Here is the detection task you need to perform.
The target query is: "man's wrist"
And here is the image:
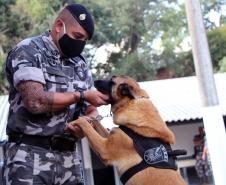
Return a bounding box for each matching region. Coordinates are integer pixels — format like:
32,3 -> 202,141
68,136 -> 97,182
73,92 -> 80,103
79,91 -> 85,103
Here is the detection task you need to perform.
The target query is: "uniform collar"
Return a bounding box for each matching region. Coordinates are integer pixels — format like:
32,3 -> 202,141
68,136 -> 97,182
41,30 -> 60,59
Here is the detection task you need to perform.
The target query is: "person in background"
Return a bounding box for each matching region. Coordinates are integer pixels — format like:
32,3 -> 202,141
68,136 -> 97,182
3,3 -> 108,185
201,131 -> 213,184
193,127 -> 213,185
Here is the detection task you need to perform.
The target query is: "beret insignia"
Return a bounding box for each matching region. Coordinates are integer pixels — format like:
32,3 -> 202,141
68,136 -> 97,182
79,14 -> 86,21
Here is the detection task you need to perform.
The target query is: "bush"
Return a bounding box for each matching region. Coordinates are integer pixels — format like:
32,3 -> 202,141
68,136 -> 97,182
219,57 -> 226,72
207,25 -> 226,70
0,55 -> 8,95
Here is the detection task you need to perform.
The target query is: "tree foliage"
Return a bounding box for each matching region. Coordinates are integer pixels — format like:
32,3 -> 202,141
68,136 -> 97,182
208,25 -> 226,69
178,25 -> 226,73
0,0 -> 226,94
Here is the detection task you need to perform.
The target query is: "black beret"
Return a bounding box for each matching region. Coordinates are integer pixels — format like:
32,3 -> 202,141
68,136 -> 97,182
66,3 -> 94,40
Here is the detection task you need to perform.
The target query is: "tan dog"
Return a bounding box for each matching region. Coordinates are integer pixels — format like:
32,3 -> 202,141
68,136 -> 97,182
71,76 -> 187,185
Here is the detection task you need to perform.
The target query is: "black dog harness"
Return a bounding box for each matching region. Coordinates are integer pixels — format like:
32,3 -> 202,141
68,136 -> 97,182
119,126 -> 186,184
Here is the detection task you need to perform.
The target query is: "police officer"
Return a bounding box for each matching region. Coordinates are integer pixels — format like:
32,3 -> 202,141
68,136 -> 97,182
3,3 -> 108,185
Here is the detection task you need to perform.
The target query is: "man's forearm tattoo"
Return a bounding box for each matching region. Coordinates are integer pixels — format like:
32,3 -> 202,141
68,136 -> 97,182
17,81 -> 54,114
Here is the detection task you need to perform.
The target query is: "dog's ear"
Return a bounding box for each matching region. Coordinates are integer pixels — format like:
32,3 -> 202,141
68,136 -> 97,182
118,83 -> 135,99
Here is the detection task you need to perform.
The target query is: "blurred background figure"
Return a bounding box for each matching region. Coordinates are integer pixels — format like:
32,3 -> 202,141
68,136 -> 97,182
193,127 -> 213,185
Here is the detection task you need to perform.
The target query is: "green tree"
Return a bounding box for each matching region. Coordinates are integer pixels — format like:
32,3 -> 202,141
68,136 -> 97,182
0,0 -> 16,54
0,0 -> 226,94
0,0 -> 17,94
91,0 -> 226,80
201,0 -> 226,29
219,57 -> 226,72
178,25 -> 226,73
208,25 -> 226,69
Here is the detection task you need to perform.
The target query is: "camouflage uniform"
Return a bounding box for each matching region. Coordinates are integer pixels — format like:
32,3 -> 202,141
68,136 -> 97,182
3,31 -> 93,185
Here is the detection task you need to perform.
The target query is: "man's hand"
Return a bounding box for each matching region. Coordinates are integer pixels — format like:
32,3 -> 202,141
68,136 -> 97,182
66,123 -> 84,138
66,116 -> 95,138
84,90 -> 109,107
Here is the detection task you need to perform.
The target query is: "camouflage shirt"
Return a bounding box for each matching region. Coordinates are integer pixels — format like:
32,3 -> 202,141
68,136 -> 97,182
5,31 -> 93,136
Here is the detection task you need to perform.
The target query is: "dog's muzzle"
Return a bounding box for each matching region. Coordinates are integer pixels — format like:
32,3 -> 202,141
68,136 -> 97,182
94,78 -> 115,104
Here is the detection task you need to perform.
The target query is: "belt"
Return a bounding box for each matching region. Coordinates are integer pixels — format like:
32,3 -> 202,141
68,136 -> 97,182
8,132 -> 77,152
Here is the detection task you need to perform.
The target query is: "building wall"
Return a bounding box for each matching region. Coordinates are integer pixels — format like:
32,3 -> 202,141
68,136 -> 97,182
169,122 -> 203,157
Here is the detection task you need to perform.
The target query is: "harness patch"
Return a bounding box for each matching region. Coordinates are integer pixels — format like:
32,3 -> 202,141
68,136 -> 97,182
144,144 -> 168,164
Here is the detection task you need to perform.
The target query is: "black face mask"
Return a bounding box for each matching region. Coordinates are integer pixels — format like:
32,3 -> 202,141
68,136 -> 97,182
58,23 -> 86,58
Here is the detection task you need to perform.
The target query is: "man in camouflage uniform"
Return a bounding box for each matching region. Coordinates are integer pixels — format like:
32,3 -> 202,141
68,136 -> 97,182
3,3 -> 108,185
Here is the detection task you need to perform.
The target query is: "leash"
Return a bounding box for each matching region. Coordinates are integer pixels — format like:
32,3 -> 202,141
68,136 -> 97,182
85,112 -> 112,126
95,112 -> 112,121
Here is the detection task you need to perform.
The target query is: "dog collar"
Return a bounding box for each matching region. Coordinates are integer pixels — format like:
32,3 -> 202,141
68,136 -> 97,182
119,126 -> 186,184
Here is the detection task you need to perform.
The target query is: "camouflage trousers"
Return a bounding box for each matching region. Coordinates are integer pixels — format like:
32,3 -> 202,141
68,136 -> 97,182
195,154 -> 212,178
3,142 -> 84,185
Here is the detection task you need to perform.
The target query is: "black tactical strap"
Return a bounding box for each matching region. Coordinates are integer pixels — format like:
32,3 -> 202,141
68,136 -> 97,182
8,132 -> 76,152
120,160 -> 148,184
119,126 -> 185,184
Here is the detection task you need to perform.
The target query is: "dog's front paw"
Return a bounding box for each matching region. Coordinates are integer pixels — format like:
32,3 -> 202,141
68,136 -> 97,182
71,117 -> 89,127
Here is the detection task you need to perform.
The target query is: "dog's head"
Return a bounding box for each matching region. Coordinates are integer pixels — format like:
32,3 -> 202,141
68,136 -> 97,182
94,75 -> 149,106
95,75 -> 175,144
